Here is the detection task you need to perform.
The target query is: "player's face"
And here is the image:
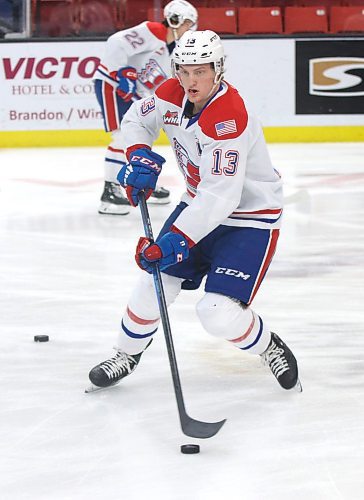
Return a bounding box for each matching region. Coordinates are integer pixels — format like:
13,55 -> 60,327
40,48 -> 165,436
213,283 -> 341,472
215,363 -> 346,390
177,64 -> 217,111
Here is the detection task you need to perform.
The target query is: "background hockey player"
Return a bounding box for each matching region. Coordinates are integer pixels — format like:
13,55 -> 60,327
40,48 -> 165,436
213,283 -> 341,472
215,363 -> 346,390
89,30 -> 301,392
94,0 -> 198,215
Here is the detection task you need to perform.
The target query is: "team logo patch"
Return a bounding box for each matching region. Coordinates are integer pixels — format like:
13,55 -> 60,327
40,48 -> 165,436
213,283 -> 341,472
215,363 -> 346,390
139,59 -> 167,90
163,110 -> 179,125
173,138 -> 200,196
140,96 -> 155,116
215,119 -> 237,137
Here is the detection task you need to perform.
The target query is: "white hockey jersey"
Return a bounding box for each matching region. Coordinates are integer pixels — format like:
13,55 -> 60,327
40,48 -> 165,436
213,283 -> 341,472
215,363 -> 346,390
94,22 -> 172,98
121,78 -> 283,246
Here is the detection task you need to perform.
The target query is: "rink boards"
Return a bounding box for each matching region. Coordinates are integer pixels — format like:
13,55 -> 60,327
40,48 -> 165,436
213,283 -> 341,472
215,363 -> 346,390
0,37 -> 363,146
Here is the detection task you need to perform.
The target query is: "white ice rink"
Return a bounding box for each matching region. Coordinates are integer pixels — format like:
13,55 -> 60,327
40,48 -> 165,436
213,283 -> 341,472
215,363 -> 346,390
1,142 -> 364,500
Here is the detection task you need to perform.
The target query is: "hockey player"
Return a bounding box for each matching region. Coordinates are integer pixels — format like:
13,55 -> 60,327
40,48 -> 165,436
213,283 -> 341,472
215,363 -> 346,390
89,30 -> 301,392
95,0 -> 198,215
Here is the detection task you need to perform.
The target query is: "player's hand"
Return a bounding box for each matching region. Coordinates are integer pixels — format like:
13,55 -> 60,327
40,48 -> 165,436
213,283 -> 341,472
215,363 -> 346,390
135,232 -> 189,273
117,148 -> 166,207
116,66 -> 138,102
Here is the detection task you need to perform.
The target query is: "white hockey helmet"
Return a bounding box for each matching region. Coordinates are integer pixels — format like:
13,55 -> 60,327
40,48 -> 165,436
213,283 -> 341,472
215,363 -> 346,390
172,30 -> 225,82
163,0 -> 198,30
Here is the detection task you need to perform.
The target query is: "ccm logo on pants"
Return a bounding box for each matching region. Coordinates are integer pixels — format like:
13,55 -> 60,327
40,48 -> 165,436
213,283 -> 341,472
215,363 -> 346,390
215,267 -> 251,280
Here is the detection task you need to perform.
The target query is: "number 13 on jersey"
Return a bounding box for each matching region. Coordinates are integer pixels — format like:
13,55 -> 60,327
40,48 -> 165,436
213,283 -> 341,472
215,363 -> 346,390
212,149 -> 239,176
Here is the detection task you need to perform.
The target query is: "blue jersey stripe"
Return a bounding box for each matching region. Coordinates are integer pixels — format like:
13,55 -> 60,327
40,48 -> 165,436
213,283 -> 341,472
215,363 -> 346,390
228,213 -> 282,224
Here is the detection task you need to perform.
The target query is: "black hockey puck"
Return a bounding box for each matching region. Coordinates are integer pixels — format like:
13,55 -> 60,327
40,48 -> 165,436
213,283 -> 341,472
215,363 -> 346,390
34,335 -> 49,342
181,444 -> 200,454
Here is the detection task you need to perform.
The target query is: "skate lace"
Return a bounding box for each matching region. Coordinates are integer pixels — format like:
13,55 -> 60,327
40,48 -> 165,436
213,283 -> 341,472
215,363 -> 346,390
262,344 -> 289,378
101,349 -> 136,380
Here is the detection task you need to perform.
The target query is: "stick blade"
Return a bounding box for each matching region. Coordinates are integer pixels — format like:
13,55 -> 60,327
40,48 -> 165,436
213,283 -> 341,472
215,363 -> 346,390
181,415 -> 226,439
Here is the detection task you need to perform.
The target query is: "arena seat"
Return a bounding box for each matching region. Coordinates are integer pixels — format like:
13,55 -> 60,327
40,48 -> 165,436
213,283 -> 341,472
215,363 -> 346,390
123,0 -> 154,28
147,1 -> 209,23
34,0 -> 76,37
251,0 -> 290,6
341,0 -> 364,5
197,7 -> 237,33
147,7 -> 163,22
209,0 -> 252,6
238,6 -> 283,34
293,0 -> 342,6
78,0 -> 119,35
284,6 -> 328,33
330,6 -> 364,32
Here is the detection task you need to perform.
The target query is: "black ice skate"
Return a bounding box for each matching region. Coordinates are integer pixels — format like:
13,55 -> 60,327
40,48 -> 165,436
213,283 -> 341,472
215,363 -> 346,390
261,333 -> 302,392
86,341 -> 151,393
148,186 -> 170,205
98,182 -> 170,214
98,181 -> 130,215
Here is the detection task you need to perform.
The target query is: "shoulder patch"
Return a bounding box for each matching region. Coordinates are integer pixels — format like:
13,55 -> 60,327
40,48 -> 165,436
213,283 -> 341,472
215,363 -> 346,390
155,78 -> 185,107
199,84 -> 248,140
146,22 -> 167,42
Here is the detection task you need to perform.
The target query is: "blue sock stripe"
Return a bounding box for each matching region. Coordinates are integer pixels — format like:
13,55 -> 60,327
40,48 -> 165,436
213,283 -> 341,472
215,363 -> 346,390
239,316 -> 263,350
121,320 -> 157,339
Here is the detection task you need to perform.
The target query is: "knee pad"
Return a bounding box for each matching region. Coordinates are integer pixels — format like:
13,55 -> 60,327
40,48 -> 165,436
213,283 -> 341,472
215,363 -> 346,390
196,293 -> 251,338
196,292 -> 271,354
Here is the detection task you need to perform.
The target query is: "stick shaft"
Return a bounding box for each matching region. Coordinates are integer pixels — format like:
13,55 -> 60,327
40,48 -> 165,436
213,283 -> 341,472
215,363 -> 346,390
138,193 -> 187,417
137,192 -> 226,438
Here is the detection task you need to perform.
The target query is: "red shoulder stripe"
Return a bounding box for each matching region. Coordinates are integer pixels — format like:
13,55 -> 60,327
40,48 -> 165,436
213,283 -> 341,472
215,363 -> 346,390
146,22 -> 167,42
199,83 -> 248,140
155,78 -> 185,107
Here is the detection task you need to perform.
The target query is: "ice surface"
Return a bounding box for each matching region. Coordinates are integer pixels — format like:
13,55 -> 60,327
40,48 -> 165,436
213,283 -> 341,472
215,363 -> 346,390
1,143 -> 364,500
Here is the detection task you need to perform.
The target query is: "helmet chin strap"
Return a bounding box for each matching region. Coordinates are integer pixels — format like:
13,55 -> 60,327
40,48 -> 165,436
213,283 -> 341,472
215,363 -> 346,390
205,72 -> 223,100
205,83 -> 219,101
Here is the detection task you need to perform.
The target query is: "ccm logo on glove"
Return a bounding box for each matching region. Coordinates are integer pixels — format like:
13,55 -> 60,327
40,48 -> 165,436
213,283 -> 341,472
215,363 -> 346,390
117,148 -> 166,207
129,155 -> 162,173
121,68 -> 137,80
116,66 -> 138,102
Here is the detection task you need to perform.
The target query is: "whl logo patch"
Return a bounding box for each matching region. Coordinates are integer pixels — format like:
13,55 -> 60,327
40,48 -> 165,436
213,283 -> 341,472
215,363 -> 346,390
215,267 -> 251,280
163,110 -> 179,125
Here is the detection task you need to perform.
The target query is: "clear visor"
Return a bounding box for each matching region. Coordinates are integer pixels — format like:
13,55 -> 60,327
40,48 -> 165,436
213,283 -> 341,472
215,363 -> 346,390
167,14 -> 183,29
167,14 -> 196,30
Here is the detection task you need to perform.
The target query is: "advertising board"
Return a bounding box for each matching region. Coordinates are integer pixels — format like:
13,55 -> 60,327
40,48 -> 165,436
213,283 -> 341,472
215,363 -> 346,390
0,37 -> 363,145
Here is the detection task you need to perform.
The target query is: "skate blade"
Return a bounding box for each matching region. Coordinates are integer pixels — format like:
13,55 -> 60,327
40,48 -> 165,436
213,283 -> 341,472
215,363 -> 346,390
85,382 -> 121,393
294,379 -> 303,393
85,384 -> 100,393
98,202 -> 130,215
85,384 -> 108,393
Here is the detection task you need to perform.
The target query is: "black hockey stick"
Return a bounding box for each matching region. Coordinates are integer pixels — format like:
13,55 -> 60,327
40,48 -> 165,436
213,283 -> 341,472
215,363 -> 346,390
138,191 -> 226,439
